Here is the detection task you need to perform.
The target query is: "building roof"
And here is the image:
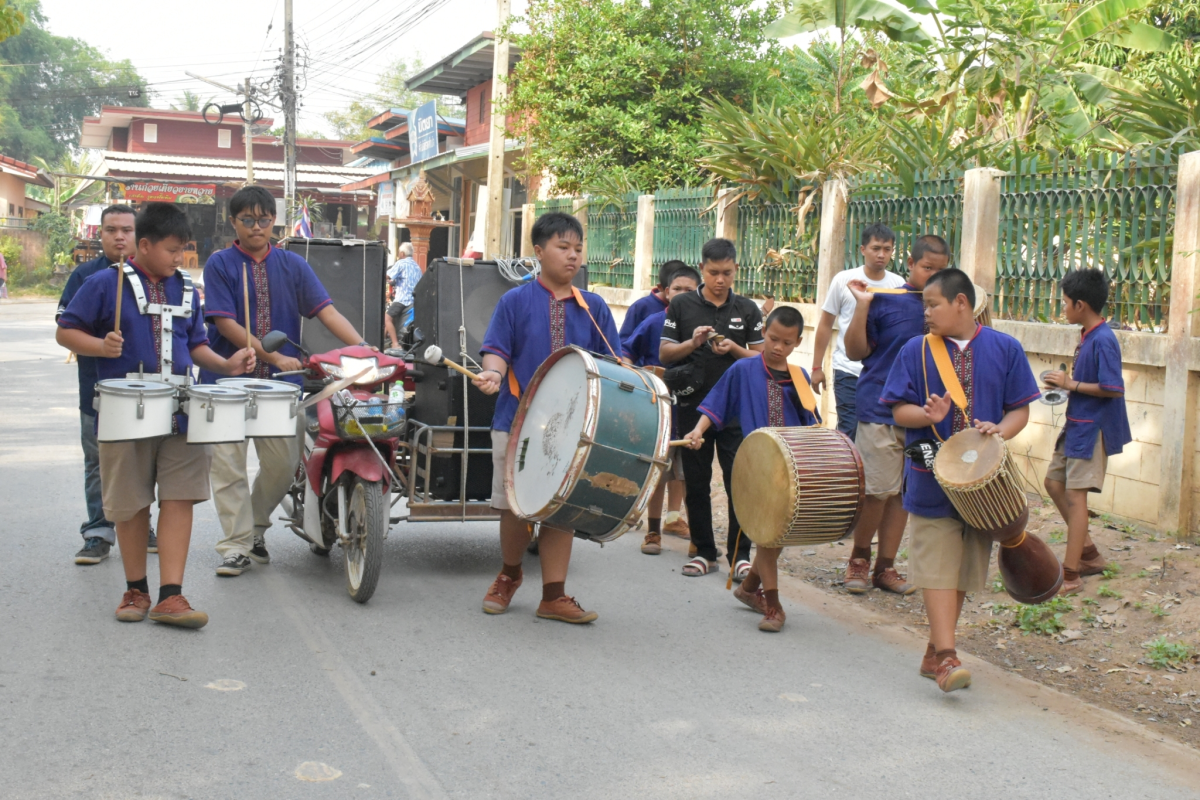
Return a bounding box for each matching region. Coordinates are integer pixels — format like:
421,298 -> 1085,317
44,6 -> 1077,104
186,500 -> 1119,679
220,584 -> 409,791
405,32 -> 522,97
98,150 -> 377,188
0,154 -> 54,187
351,115 -> 467,161
80,105 -> 354,151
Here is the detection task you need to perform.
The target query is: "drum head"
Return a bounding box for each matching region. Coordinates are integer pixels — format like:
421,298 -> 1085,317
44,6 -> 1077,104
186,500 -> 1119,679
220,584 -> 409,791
934,428 -> 1004,487
217,378 -> 300,396
511,350 -> 592,516
731,430 -> 795,545
188,386 -> 247,402
97,378 -> 175,397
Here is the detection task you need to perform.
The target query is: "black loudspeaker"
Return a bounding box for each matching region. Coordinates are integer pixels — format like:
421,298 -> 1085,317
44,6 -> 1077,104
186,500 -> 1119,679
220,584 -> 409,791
283,238 -> 388,353
408,259 -> 588,501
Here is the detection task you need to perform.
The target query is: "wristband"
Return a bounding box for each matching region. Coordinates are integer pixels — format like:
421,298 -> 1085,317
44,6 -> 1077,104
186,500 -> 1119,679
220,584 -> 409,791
358,340 -> 370,347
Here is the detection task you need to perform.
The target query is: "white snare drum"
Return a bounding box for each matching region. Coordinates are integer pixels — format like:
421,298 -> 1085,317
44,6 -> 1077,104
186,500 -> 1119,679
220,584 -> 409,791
184,385 -> 249,444
95,379 -> 176,442
217,378 -> 301,437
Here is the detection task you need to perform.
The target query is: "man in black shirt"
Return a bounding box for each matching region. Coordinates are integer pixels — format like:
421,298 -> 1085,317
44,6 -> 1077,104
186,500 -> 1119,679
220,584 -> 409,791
661,238 -> 764,577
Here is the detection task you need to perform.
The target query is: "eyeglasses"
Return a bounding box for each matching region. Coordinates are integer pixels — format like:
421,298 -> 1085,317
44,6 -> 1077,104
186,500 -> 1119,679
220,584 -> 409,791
236,217 -> 275,229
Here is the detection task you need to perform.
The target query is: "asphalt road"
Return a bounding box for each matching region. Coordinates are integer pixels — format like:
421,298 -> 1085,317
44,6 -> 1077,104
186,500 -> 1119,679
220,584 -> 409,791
2,299 -> 1198,800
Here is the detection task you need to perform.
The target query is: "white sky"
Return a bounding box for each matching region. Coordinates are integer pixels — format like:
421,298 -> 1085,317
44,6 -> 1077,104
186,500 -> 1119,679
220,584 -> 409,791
39,0 -> 527,140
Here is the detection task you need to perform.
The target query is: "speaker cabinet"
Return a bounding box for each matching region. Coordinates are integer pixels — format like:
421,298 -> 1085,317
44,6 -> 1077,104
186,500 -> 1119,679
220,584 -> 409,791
283,238 -> 387,354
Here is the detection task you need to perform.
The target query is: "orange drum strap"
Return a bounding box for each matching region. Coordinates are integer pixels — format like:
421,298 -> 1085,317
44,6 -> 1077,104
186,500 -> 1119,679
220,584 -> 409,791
570,286 -> 619,360
786,364 -> 817,413
921,335 -> 970,442
508,370 -> 520,398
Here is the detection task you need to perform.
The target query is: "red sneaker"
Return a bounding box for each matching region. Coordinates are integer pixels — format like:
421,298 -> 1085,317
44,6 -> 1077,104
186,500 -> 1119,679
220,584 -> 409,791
873,567 -> 916,595
663,519 -> 690,539
844,558 -> 871,593
641,532 -> 662,555
758,605 -> 786,632
536,595 -> 598,624
936,656 -> 972,693
116,589 -> 152,622
483,573 -> 523,615
148,595 -> 208,629
920,646 -> 938,679
733,583 -> 766,613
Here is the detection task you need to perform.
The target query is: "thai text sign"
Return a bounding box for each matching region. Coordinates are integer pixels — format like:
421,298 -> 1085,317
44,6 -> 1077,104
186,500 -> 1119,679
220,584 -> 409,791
408,100 -> 438,165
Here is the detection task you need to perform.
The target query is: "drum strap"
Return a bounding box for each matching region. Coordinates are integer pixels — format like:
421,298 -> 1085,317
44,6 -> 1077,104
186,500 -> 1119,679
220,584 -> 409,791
122,264 -> 195,384
786,364 -> 817,414
569,286 -> 619,360
922,334 -> 970,426
508,370 -> 520,398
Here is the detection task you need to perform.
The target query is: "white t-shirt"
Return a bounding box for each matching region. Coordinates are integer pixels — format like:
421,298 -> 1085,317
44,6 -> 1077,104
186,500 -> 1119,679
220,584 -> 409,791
821,266 -> 906,377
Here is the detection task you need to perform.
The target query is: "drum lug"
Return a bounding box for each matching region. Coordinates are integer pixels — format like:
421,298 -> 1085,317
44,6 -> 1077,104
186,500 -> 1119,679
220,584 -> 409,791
206,404 -> 216,423
289,399 -> 298,419
617,381 -> 636,393
588,504 -> 604,517
136,392 -> 145,420
247,396 -> 259,420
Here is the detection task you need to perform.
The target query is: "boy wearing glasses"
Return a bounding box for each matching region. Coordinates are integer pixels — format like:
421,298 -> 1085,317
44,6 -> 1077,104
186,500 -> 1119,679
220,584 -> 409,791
201,185 -> 369,577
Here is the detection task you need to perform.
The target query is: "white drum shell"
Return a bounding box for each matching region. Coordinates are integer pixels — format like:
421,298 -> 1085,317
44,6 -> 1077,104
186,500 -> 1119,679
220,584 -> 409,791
95,379 -> 176,442
184,386 -> 248,444
217,378 -> 300,437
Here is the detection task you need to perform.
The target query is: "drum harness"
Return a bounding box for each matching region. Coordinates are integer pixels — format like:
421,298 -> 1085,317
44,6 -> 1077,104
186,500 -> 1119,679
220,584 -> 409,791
906,334 -> 970,470
120,262 -> 195,390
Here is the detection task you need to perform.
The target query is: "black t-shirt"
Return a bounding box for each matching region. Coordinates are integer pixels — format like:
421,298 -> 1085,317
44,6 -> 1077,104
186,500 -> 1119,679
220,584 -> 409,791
661,285 -> 765,405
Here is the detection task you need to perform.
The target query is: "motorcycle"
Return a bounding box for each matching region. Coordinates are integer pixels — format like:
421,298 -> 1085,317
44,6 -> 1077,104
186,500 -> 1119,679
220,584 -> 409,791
262,330 -> 409,603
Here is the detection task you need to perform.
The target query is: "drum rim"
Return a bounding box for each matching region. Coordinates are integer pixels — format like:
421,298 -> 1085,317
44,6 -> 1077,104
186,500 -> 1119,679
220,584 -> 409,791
186,386 -> 249,403
932,427 -> 1006,488
217,377 -> 302,396
96,379 -> 177,398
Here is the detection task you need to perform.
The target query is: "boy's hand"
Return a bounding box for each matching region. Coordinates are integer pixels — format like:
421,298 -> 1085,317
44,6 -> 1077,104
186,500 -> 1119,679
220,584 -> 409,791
690,326 -> 714,348
1043,369 -> 1067,389
810,366 -> 825,394
100,331 -> 124,358
847,279 -> 874,304
973,419 -> 1003,436
683,428 -> 705,449
229,347 -> 256,375
711,336 -> 734,355
923,392 -> 952,424
473,369 -> 502,396
270,354 -> 304,373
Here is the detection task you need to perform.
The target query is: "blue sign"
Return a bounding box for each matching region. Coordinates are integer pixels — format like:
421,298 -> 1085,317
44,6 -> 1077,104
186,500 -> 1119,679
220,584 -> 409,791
408,100 -> 439,165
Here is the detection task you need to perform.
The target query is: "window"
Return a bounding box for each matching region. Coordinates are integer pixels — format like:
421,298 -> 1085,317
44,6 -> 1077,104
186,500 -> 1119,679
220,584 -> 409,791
143,123 -> 157,143
218,128 -> 231,148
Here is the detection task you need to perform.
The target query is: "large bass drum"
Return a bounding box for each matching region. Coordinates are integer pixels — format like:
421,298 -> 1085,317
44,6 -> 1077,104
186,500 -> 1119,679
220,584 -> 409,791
506,346 -> 671,542
731,427 -> 864,547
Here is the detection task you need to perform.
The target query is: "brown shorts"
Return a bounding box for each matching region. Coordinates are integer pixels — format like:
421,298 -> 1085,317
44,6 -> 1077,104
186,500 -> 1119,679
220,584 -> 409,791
99,434 -> 213,523
856,422 -> 905,497
909,514 -> 993,592
1046,432 -> 1106,493
491,430 -> 511,510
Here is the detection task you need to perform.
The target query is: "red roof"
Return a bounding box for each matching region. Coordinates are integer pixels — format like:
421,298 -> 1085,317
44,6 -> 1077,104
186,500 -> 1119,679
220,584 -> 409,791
0,154 -> 52,187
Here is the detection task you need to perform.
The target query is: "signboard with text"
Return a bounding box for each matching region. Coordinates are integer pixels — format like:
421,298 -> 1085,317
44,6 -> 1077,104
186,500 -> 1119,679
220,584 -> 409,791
121,182 -> 216,205
377,179 -> 394,217
408,100 -> 439,165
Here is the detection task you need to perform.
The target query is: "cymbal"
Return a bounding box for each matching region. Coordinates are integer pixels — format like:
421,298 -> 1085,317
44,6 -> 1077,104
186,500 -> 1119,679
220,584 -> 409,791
298,367 -> 374,411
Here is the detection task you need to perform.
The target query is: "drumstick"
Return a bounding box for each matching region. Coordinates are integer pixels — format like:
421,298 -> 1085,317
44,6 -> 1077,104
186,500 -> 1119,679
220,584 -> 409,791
866,287 -> 922,294
113,257 -> 125,333
669,439 -> 692,448
441,358 -> 479,379
242,262 -> 252,351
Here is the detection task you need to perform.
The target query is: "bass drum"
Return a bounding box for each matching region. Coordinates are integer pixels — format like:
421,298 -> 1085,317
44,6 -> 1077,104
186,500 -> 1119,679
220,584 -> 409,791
506,346 -> 671,542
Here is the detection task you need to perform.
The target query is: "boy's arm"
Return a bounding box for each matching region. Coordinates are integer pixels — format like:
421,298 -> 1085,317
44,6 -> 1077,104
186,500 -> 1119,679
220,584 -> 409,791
842,281 -> 875,362
472,353 -> 508,395
891,395 -> 952,429
315,305 -> 368,347
809,310 -> 837,393
974,405 -> 1030,439
1042,371 -> 1122,398
682,414 -> 712,449
57,327 -> 123,359
190,344 -> 256,376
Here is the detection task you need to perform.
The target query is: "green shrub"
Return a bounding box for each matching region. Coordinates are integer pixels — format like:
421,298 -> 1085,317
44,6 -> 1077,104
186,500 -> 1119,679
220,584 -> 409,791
1143,636 -> 1195,670
1015,597 -> 1074,636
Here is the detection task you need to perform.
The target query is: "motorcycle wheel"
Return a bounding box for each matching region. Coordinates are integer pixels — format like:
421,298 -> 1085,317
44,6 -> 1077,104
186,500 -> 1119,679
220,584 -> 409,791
343,475 -> 386,603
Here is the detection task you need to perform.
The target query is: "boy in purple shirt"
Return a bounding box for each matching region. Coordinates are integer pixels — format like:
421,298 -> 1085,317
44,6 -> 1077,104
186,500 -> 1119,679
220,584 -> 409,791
843,235 -> 949,595
682,306 -> 820,632
619,259 -> 686,342
1042,269 -> 1131,594
472,212 -> 621,624
622,265 -> 699,553
57,203 -> 256,628
881,269 -> 1040,692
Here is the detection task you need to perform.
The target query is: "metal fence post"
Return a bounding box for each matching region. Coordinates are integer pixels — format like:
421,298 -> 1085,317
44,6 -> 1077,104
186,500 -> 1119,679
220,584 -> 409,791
1159,150 -> 1200,538
634,194 -> 655,293
815,178 -> 848,424
573,198 -> 588,267
520,203 -> 535,257
959,167 -> 1004,295
716,187 -> 738,243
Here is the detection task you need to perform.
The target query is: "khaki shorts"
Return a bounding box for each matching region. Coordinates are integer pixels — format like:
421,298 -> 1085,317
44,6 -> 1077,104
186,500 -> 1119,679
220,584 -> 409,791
99,434 -> 213,523
909,514 -> 994,592
491,430 -> 510,510
1046,432 -> 1107,493
856,422 -> 906,497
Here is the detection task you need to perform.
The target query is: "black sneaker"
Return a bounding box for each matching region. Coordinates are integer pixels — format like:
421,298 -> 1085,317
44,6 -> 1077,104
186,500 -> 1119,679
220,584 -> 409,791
147,527 -> 158,554
249,534 -> 270,564
75,537 -> 111,565
216,554 -> 252,576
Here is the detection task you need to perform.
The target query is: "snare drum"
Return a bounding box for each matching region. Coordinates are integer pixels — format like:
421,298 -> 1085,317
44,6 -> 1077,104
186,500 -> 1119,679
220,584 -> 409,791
184,385 -> 249,444
95,379 -> 176,442
933,428 -> 1063,603
507,346 -> 671,542
731,427 -> 864,548
217,378 -> 301,437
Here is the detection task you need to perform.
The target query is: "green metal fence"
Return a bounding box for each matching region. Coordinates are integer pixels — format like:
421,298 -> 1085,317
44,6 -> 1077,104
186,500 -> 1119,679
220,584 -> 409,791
844,169 -> 964,274
995,149 -> 1179,330
735,192 -> 822,303
651,187 -> 714,277
583,193 -> 638,289
534,197 -> 576,217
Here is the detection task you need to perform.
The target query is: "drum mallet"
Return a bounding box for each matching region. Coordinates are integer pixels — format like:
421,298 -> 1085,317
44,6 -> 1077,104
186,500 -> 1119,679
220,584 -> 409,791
423,345 -> 479,379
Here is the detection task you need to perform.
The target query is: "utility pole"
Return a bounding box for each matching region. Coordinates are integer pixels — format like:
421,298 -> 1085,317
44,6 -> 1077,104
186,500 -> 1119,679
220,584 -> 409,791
282,0 -> 297,231
244,78 -> 255,184
484,1 -> 510,259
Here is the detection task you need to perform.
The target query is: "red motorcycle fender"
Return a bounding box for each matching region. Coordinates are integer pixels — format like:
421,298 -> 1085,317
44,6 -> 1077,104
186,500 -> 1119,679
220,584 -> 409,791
330,447 -> 388,487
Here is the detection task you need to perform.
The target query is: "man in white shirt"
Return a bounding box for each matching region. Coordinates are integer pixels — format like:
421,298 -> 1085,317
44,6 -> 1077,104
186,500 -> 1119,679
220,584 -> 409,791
810,224 -> 902,439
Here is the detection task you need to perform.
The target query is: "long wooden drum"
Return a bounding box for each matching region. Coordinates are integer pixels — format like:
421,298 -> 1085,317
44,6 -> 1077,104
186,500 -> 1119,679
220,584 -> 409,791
934,428 -> 1063,604
731,427 -> 864,548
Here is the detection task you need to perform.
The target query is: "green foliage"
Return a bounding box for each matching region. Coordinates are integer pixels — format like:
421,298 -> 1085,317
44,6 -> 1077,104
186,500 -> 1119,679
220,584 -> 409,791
507,0 -> 781,194
0,1 -> 147,162
1101,562 -> 1121,580
1082,596 -> 1099,606
31,209 -> 73,264
1105,66 -> 1200,151
991,572 -> 1006,593
1151,604 -> 1169,617
171,90 -> 209,113
1080,609 -> 1098,624
1142,636 -> 1195,669
322,57 -> 460,141
768,0 -> 933,44
1047,529 -> 1066,544
0,233 -> 21,267
1097,583 -> 1122,598
1014,597 -> 1074,635
0,1 -> 23,42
